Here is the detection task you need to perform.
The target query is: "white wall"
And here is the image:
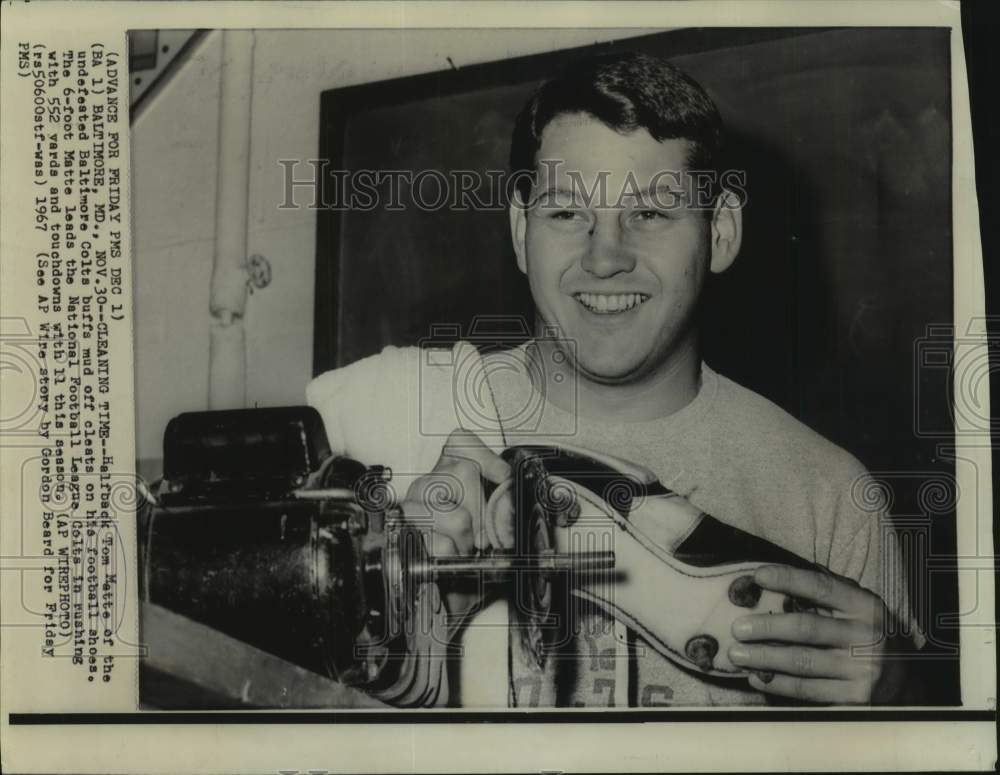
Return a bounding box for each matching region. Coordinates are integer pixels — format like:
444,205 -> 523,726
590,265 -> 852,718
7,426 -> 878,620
132,33 -> 222,465
132,28 -> 655,463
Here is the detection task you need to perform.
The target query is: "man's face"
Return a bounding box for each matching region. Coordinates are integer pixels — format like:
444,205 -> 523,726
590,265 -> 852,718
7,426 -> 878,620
513,113 -> 718,385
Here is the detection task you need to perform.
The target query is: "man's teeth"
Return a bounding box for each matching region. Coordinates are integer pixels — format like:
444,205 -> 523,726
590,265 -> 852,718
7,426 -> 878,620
574,292 -> 648,313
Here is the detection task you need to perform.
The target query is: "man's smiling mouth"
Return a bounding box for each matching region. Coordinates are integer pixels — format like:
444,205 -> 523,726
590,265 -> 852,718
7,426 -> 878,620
573,292 -> 649,314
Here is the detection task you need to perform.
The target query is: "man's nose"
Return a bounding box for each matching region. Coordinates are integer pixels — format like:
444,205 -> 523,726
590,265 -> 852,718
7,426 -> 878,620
581,213 -> 636,277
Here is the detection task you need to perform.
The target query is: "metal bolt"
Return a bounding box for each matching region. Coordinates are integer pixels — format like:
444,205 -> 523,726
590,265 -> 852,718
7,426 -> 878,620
685,634 -> 719,672
728,575 -> 762,608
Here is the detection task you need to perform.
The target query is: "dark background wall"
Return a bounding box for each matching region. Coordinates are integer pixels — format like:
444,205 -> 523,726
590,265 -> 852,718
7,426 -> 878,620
316,27 -> 960,702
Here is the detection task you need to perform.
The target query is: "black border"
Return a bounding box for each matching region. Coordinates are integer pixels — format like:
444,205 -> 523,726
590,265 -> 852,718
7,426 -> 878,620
8,709 -> 996,725
64,19 -> 988,729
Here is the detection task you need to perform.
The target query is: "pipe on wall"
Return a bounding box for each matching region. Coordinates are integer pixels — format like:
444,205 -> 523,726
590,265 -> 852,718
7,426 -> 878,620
208,30 -> 255,409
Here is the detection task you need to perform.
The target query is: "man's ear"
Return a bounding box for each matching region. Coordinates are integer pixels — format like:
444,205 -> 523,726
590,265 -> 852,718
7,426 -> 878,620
709,188 -> 743,274
509,192 -> 528,275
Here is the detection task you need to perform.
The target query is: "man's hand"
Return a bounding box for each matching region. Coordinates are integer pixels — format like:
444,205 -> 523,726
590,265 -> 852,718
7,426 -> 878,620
399,429 -> 512,616
728,565 -> 900,705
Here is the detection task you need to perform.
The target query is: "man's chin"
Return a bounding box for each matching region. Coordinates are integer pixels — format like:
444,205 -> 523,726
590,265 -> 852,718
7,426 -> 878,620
574,355 -> 647,385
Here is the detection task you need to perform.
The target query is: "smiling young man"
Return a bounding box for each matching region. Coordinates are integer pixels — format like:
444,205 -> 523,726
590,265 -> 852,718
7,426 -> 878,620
309,52 -> 918,707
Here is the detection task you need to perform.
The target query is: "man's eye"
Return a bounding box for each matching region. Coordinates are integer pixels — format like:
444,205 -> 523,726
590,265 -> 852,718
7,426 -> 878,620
550,210 -> 582,220
626,208 -> 674,229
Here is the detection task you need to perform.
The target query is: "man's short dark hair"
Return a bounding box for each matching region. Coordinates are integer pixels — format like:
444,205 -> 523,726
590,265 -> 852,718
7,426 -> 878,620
509,52 -> 724,205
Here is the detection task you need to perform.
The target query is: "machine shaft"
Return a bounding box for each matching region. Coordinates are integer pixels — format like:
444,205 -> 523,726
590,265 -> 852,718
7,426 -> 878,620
409,550 -> 615,584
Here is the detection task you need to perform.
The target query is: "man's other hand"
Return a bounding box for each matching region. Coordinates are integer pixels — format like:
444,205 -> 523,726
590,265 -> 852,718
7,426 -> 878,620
728,565 -> 905,704
399,429 -> 512,616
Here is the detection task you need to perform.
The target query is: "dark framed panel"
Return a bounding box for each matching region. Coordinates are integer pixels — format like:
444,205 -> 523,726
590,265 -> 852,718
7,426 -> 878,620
315,26 -> 957,702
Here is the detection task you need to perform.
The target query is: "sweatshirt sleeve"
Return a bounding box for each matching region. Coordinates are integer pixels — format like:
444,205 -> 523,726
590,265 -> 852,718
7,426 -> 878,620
305,341 -> 504,485
305,346 -> 399,462
827,473 -> 926,650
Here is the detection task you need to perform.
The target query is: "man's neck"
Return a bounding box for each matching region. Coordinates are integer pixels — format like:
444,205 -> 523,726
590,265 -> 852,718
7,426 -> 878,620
528,335 -> 703,423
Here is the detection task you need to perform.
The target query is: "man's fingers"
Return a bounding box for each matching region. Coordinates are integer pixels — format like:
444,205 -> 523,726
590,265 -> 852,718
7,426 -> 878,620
406,471 -> 467,513
746,673 -> 871,705
754,565 -> 868,614
484,486 -> 515,549
441,428 -> 512,485
400,495 -> 475,555
439,429 -> 511,550
434,507 -> 476,555
728,643 -> 862,680
399,430 -> 515,557
429,530 -> 459,560
732,612 -> 871,648
404,501 -> 476,556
